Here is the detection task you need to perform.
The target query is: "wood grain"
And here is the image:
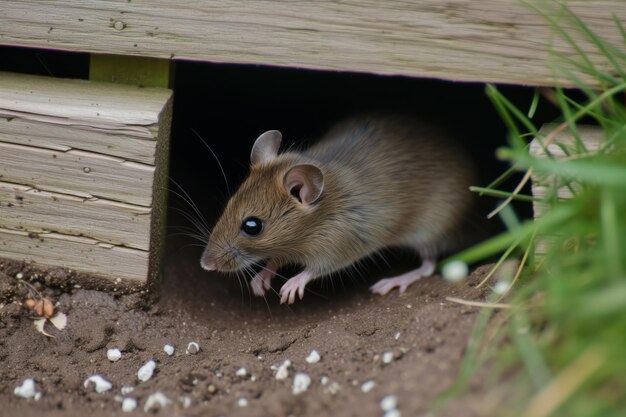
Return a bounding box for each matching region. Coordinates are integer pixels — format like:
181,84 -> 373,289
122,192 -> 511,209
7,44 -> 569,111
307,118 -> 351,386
1,1 -> 624,86
0,72 -> 173,285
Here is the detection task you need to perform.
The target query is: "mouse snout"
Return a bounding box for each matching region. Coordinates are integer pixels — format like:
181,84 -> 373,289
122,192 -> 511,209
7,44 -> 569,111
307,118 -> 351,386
200,257 -> 218,271
200,243 -> 243,272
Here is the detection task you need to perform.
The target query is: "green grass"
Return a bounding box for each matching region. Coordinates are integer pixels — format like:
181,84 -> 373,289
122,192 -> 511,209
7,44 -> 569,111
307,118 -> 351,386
440,2 -> 626,416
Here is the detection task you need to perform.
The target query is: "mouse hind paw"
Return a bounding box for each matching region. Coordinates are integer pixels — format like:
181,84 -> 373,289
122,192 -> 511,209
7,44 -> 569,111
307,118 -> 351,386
370,258 -> 436,295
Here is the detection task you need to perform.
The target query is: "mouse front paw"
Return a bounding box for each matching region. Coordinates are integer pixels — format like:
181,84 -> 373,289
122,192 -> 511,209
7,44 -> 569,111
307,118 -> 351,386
279,271 -> 313,304
251,271 -> 272,297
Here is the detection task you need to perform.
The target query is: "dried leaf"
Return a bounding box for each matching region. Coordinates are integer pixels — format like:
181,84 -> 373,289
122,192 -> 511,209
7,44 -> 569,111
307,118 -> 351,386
49,312 -> 67,330
33,318 -> 55,337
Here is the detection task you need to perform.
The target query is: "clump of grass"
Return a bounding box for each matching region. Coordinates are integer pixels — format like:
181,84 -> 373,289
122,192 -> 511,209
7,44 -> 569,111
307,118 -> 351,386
440,2 -> 626,416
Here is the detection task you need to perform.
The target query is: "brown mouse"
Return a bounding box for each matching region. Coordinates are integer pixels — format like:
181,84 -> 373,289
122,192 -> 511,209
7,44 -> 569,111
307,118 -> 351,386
201,114 -> 478,304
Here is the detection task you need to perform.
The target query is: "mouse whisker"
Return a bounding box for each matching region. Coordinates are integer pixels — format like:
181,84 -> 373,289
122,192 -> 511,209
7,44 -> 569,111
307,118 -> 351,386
190,128 -> 232,196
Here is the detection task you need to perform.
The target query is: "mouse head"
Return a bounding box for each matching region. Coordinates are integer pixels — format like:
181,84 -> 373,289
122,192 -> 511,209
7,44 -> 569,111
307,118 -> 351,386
201,130 -> 324,273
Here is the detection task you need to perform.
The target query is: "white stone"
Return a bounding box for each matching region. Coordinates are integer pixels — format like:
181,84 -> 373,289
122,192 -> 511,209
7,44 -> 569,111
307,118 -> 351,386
121,397 -> 137,412
394,332 -> 401,340
384,410 -> 401,417
493,280 -> 511,295
163,344 -> 175,356
144,392 -> 171,412
84,375 -> 113,393
361,380 -> 376,393
275,359 -> 291,380
107,348 -> 122,362
292,373 -> 312,395
16,272 -> 24,279
137,360 -> 156,382
305,350 -> 321,364
382,351 -> 394,364
380,395 -> 398,411
121,386 -> 134,395
320,376 -> 329,385
442,260 -> 469,282
186,342 -> 200,354
180,396 -> 192,409
236,367 -> 247,377
14,378 -> 37,399
237,397 -> 249,407
324,381 -> 341,395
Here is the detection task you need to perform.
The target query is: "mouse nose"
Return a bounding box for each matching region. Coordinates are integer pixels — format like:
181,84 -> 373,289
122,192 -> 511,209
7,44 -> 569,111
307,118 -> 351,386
201,257 -> 218,271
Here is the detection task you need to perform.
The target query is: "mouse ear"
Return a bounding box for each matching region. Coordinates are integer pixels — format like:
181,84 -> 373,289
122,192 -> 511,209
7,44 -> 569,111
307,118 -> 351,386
250,130 -> 282,165
283,164 -> 324,207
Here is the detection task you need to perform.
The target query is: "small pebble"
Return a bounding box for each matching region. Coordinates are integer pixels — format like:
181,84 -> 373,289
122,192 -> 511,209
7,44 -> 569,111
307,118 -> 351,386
121,397 -> 137,412
236,367 -> 247,377
321,376 -> 329,385
324,381 -> 341,395
163,344 -> 175,356
15,272 -> 24,280
121,386 -> 134,395
380,395 -> 398,411
382,351 -> 394,364
186,342 -> 200,355
292,373 -> 312,395
275,359 -> 291,380
144,392 -> 171,412
493,280 -> 511,295
384,410 -> 401,417
305,350 -> 321,364
14,378 -> 37,399
180,396 -> 192,409
137,360 -> 156,382
107,348 -> 122,362
442,260 -> 469,282
237,397 -> 249,407
361,380 -> 376,393
394,332 -> 401,340
84,375 -> 113,393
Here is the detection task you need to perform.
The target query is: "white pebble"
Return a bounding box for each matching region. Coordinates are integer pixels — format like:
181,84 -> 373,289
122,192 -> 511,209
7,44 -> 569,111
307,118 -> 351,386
384,410 -> 401,417
236,367 -> 247,377
15,272 -> 24,280
107,348 -> 122,362
144,392 -> 171,412
121,397 -> 137,412
275,359 -> 291,380
442,260 -> 469,282
361,380 -> 376,393
180,396 -> 192,409
137,360 -> 156,382
14,378 -> 37,399
380,395 -> 398,411
237,397 -> 249,407
324,381 -> 341,395
84,375 -> 113,393
305,350 -> 321,364
394,332 -> 401,340
321,376 -> 329,385
121,386 -> 134,395
186,342 -> 200,355
292,373 -> 312,395
382,351 -> 394,364
163,344 -> 175,356
493,280 -> 511,295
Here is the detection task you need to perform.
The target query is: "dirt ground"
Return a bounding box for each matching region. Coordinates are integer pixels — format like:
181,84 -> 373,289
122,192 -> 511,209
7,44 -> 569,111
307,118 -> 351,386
0,241 -> 492,417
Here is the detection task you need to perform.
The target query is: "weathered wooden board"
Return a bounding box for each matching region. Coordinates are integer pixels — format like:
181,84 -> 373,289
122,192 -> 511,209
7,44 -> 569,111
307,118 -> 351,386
0,1 -> 624,86
0,182 -> 151,250
0,71 -> 173,285
0,228 -> 149,282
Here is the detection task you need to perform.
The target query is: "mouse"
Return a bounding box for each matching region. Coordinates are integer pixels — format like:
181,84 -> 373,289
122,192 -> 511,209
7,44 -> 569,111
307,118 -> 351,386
200,114 -> 478,304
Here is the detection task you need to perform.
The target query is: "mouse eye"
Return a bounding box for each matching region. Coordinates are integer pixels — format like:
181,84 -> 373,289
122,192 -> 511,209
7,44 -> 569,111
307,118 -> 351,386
241,217 -> 264,236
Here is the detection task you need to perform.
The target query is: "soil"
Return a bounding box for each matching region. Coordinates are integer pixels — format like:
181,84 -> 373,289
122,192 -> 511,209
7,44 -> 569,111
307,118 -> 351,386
0,243 -> 492,417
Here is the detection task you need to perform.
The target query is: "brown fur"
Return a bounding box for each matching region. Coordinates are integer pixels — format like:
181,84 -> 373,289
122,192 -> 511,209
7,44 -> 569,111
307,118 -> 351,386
202,114 -> 477,279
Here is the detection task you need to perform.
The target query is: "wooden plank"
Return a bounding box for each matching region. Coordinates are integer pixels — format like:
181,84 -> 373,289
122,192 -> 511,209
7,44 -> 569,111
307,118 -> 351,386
0,182 -> 151,250
0,141 -> 155,206
90,54 -> 171,88
0,228 -> 149,282
0,71 -> 173,286
0,1 -> 623,86
0,116 -> 157,164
